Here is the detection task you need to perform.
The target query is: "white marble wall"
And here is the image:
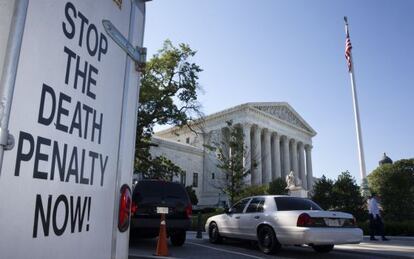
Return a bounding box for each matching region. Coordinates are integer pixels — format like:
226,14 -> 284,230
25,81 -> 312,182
150,137 -> 204,198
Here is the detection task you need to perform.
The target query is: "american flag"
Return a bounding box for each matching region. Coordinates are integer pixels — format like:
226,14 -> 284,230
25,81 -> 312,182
345,30 -> 352,72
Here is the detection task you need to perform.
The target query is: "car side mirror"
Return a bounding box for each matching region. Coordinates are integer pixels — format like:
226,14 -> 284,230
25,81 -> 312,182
224,207 -> 232,214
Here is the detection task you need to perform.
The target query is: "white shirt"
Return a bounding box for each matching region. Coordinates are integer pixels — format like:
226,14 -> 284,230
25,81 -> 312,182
368,197 -> 380,216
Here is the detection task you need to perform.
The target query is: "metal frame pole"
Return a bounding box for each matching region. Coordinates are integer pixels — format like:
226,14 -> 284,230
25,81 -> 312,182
0,0 -> 29,175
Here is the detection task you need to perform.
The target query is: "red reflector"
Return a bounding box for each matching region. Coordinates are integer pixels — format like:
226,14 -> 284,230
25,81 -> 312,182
118,184 -> 132,232
185,204 -> 192,218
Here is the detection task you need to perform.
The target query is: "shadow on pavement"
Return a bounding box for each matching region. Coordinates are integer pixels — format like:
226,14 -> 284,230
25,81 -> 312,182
129,233 -> 399,259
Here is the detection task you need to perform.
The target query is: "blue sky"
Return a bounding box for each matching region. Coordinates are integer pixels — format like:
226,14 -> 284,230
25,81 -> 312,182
143,0 -> 414,183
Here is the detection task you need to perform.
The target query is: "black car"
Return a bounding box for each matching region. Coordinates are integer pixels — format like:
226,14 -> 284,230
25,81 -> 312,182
130,180 -> 192,246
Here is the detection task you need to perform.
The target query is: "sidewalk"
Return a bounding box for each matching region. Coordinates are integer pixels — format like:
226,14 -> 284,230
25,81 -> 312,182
187,232 -> 414,258
335,236 -> 414,258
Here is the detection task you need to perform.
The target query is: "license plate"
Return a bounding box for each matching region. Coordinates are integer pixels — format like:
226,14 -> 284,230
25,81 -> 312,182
326,219 -> 340,227
156,207 -> 169,214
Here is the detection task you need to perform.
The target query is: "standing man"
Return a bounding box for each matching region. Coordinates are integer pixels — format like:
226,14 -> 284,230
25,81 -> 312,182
368,193 -> 389,241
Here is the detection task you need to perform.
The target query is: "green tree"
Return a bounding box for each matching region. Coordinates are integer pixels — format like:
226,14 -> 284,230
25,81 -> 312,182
268,178 -> 288,195
331,171 -> 366,221
135,40 -> 203,180
368,159 -> 414,221
311,175 -> 334,210
144,156 -> 184,181
205,121 -> 251,206
235,185 -> 268,203
185,185 -> 199,205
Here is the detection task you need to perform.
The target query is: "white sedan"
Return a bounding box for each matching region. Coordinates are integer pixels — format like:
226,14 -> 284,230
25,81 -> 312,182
205,195 -> 363,254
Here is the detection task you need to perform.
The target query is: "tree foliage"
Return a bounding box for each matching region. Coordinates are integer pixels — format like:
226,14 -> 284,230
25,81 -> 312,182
234,178 -> 287,202
142,156 -> 184,181
311,175 -> 334,210
368,159 -> 414,221
235,185 -> 268,203
268,178 -> 288,195
185,185 -> 199,205
311,172 -> 366,221
135,40 -> 202,180
205,121 -> 250,206
331,171 -> 366,221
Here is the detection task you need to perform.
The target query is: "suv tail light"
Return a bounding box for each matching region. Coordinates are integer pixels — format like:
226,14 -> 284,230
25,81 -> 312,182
131,201 -> 138,215
185,204 -> 192,218
297,213 -> 315,227
118,184 -> 132,232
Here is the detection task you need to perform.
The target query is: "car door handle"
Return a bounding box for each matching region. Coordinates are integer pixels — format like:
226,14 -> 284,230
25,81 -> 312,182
254,216 -> 260,219
235,216 -> 240,219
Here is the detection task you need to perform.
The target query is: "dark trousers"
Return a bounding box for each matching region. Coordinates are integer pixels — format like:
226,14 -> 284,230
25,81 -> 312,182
369,214 -> 385,238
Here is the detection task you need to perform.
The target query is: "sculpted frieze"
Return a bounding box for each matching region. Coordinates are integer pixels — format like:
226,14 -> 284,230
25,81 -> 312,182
254,105 -> 310,132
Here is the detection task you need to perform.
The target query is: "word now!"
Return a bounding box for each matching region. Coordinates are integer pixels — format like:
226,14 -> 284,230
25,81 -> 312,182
33,194 -> 91,238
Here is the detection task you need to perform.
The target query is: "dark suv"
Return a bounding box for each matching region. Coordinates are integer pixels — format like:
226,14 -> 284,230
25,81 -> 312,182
130,180 -> 192,246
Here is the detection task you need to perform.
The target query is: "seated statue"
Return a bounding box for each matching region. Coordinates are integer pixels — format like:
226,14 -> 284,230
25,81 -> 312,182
285,171 -> 302,191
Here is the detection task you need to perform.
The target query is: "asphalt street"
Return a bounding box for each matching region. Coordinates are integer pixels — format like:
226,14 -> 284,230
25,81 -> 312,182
129,232 -> 414,259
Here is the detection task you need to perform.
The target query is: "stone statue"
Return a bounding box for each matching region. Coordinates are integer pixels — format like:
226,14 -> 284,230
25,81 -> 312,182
285,171 -> 302,191
285,171 -> 295,189
285,170 -> 307,197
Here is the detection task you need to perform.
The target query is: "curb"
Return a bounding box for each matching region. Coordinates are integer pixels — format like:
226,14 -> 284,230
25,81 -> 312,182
363,235 -> 414,241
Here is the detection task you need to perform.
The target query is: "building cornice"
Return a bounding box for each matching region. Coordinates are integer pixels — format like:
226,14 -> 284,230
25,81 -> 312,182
151,136 -> 204,156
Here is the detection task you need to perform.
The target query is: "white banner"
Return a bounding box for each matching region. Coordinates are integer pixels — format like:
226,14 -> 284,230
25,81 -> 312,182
0,1 -> 133,258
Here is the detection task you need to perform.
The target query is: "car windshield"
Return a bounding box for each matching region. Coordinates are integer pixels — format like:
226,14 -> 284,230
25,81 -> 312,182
274,197 -> 322,211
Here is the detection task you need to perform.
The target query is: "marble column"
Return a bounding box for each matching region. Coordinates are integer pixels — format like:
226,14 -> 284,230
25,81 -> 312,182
298,142 -> 307,189
305,145 -> 313,190
242,124 -> 252,185
282,136 -> 290,177
262,129 -> 272,184
251,125 -> 262,185
271,133 -> 281,180
291,139 -> 298,176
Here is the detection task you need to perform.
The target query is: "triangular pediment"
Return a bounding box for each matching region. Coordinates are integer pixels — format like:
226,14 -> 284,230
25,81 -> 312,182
155,102 -> 316,137
251,103 -> 315,134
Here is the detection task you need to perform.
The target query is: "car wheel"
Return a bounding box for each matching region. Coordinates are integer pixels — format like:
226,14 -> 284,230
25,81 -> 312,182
208,222 -> 222,244
313,244 -> 334,253
257,225 -> 281,254
170,231 -> 186,246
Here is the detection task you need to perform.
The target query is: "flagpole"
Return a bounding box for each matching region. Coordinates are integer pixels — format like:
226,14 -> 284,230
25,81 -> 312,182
344,16 -> 368,196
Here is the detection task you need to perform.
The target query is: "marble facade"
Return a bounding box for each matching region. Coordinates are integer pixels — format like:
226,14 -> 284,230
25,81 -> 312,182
152,102 -> 317,205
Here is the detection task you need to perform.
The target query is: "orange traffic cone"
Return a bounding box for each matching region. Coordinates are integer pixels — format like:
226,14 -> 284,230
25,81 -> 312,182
155,213 -> 169,256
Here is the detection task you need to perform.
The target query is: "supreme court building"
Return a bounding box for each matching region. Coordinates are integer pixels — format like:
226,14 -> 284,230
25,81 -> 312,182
151,102 -> 317,206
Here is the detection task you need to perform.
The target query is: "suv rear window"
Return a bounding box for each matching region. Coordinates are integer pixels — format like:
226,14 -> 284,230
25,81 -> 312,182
134,181 -> 188,201
274,197 -> 322,211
